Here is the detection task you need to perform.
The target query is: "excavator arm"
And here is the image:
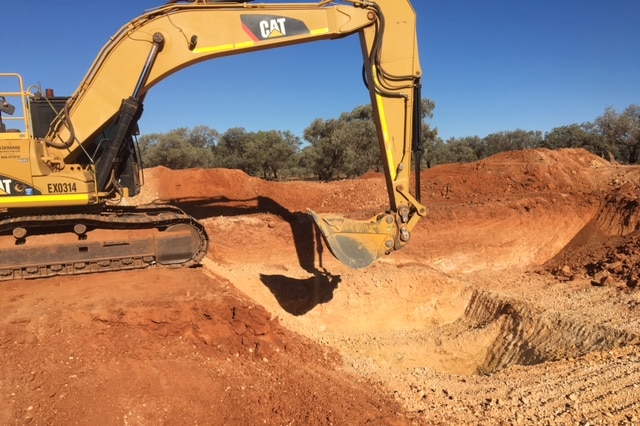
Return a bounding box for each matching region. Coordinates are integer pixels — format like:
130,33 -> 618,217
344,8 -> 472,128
33,0 -> 425,270
308,0 -> 427,267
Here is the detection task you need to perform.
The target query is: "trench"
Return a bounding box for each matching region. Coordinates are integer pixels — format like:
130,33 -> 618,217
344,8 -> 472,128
389,191 -> 640,375
461,290 -> 640,374
333,288 -> 640,377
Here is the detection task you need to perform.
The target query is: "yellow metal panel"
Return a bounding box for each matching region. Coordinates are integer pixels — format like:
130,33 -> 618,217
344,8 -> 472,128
310,27 -> 329,35
234,41 -> 255,49
0,193 -> 90,207
374,85 -> 395,181
192,43 -> 235,54
0,133 -> 27,140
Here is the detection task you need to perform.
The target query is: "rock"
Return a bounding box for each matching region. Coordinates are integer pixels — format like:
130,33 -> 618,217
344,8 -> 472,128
559,265 -> 573,278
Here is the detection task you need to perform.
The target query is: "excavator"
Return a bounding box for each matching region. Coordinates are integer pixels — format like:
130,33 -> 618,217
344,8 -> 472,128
0,0 -> 425,280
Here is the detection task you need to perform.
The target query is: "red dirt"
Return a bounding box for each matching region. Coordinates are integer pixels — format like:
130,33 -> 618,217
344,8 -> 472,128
2,148 -> 640,425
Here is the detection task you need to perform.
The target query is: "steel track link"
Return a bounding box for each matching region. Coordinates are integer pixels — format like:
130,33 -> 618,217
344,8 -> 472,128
0,204 -> 209,281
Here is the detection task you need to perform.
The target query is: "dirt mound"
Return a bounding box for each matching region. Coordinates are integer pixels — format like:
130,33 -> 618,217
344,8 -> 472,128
0,268 -> 411,425
545,175 -> 640,289
2,148 -> 640,424
142,148 -> 622,272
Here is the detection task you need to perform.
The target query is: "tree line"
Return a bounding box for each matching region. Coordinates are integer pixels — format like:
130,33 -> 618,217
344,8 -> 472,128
138,101 -> 640,180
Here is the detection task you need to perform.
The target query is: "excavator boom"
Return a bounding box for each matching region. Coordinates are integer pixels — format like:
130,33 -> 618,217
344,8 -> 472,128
0,0 -> 425,277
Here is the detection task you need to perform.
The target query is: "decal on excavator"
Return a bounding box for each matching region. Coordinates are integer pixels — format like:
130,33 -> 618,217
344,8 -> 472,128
47,182 -> 78,194
0,175 -> 40,196
0,178 -> 12,195
241,15 -> 310,40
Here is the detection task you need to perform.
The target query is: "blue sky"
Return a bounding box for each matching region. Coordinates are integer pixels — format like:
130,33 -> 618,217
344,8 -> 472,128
3,1 -> 639,142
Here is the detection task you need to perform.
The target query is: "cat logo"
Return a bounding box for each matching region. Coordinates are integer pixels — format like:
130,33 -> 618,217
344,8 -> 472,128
241,15 -> 310,41
0,178 -> 12,194
260,17 -> 287,38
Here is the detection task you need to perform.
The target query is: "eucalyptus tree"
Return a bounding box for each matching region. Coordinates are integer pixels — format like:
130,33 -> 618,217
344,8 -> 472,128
596,105 -> 640,163
139,126 -> 217,169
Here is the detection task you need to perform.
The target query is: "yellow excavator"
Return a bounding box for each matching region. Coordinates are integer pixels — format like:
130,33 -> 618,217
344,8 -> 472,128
0,0 -> 425,280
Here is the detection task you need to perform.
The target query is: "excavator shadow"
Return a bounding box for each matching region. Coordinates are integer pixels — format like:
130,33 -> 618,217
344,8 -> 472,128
173,196 -> 341,316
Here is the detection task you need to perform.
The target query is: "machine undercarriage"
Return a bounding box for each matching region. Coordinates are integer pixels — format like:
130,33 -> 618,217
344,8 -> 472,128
0,205 -> 208,280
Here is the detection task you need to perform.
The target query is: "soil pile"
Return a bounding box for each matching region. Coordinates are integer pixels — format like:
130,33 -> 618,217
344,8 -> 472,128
546,185 -> 640,289
0,269 -> 409,425
2,148 -> 640,425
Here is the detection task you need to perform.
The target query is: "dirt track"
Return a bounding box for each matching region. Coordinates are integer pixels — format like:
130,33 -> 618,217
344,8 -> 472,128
2,148 -> 640,425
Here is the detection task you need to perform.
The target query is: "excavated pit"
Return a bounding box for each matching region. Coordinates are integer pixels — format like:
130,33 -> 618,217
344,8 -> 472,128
179,150 -> 640,382
316,282 -> 640,377
457,290 -> 640,374
344,179 -> 640,376
4,149 -> 640,424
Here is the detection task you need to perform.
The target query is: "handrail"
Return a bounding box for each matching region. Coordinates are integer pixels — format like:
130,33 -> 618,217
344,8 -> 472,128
0,73 -> 32,137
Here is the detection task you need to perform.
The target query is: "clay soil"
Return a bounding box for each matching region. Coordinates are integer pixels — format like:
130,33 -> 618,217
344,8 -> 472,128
2,148 -> 640,425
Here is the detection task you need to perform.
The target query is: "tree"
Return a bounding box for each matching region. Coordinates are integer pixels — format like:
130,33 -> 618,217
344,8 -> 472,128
140,126 -> 217,169
187,125 -> 219,149
596,105 -> 640,163
216,127 -> 257,174
303,117 -> 343,181
423,137 -> 446,168
216,128 -> 300,179
418,98 -> 439,168
483,129 -> 543,157
465,135 -> 488,160
442,137 -> 479,164
337,105 -> 381,177
422,136 -> 485,167
247,130 -> 301,180
303,98 -> 437,178
543,123 -> 611,158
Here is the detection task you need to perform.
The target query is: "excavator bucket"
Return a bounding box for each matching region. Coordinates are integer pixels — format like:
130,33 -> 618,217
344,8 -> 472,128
307,209 -> 397,269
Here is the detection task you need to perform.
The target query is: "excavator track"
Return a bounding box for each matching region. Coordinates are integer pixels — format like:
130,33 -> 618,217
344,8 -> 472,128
0,205 -> 208,281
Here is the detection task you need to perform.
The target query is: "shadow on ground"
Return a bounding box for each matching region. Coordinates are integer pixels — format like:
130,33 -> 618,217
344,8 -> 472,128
175,196 -> 342,315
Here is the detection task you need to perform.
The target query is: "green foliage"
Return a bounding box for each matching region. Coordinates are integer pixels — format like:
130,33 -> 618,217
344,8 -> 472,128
216,127 -> 254,172
216,127 -> 300,179
249,130 -> 301,180
302,117 -> 342,181
139,126 -> 217,169
426,130 -> 543,168
595,105 -> 640,163
418,98 -> 439,168
138,98 -> 640,180
543,123 -> 612,158
418,104 -> 640,168
301,100 -> 438,180
483,129 -> 543,157
301,104 -> 387,180
441,137 -> 479,164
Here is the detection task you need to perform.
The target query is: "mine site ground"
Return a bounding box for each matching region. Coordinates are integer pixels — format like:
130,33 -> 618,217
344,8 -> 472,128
1,148 -> 640,425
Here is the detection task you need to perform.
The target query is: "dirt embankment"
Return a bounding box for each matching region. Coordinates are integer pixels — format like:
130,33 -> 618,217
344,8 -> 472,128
2,148 -> 640,425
